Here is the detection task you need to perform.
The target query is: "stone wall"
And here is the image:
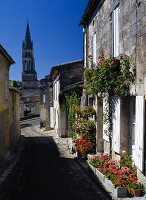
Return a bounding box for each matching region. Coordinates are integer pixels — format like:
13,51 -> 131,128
60,60 -> 83,91
0,46 -> 20,159
84,0 -> 146,160
0,53 -> 10,158
9,88 -> 20,151
85,0 -> 146,95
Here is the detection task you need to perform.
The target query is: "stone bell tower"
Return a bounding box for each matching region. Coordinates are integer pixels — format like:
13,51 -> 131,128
22,22 -> 37,88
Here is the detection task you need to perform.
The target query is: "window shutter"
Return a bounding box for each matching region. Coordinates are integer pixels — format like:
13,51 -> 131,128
103,98 -> 109,142
134,96 -> 145,171
43,94 -> 46,103
92,33 -> 96,64
113,7 -> 119,57
112,96 -> 121,154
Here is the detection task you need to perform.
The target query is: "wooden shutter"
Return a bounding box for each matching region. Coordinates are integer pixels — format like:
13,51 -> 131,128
92,33 -> 96,64
50,107 -> 54,128
113,7 -> 119,57
103,98 -> 109,142
112,96 -> 121,154
134,96 -> 145,171
43,94 -> 46,103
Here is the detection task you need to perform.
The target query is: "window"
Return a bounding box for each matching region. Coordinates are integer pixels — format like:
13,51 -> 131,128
112,7 -> 119,57
43,94 -> 46,104
92,33 -> 96,64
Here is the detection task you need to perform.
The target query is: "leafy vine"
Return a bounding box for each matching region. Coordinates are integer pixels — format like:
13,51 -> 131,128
65,90 -> 81,138
84,54 -> 135,155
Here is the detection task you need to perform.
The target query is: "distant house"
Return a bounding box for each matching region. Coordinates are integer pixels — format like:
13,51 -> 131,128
0,44 -> 20,158
39,75 -> 53,129
80,0 -> 146,183
49,60 -> 83,137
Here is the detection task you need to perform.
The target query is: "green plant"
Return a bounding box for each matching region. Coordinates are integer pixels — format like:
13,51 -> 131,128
84,119 -> 96,128
84,54 -> 135,155
65,90 -> 81,138
85,54 -> 135,96
89,154 -> 144,190
75,136 -> 96,156
120,155 -> 136,170
81,106 -> 96,117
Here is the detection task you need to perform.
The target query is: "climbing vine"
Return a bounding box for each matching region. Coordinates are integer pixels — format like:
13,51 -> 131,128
84,53 -> 135,155
65,90 -> 81,138
84,54 -> 135,96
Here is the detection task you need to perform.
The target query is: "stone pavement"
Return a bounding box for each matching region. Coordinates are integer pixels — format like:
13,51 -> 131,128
0,118 -> 112,200
48,132 -> 146,200
0,118 -> 145,200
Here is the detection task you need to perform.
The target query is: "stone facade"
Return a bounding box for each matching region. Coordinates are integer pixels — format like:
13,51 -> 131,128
9,87 -> 20,150
39,75 -> 53,129
49,60 -> 84,137
0,44 -> 20,159
80,0 -> 146,181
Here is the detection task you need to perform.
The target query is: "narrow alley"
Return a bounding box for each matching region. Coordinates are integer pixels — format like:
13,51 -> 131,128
0,118 -> 112,200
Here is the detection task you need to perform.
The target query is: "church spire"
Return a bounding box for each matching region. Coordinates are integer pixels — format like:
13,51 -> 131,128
23,21 -> 33,49
25,21 -> 31,42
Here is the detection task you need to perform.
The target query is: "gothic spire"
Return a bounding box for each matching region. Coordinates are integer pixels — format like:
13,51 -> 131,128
23,21 -> 33,49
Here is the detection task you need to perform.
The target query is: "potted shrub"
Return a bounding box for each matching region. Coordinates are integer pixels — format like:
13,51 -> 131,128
84,120 -> 96,133
75,136 -> 96,158
81,106 -> 96,117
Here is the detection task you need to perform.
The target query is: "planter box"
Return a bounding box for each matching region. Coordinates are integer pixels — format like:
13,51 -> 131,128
95,169 -> 105,182
104,178 -> 127,198
104,178 -> 115,192
88,162 -> 96,174
87,154 -> 95,160
87,163 -> 127,198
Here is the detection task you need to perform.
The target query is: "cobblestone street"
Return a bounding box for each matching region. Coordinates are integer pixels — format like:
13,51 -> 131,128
0,118 -> 112,200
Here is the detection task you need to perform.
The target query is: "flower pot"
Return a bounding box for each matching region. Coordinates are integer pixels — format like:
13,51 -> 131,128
130,188 -> 142,197
114,187 -> 127,198
110,59 -> 120,69
85,127 -> 96,135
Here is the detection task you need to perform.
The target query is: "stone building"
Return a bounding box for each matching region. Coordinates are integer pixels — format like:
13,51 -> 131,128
49,60 -> 83,137
9,87 -> 21,150
20,22 -> 40,116
39,75 -> 53,129
80,0 -> 146,183
0,44 -> 20,159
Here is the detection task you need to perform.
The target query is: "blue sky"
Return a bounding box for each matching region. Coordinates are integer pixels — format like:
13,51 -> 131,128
0,0 -> 88,81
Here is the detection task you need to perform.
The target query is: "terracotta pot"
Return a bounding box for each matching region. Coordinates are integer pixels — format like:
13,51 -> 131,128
85,127 -> 96,133
110,59 -> 120,69
127,186 -> 142,197
131,188 -> 141,197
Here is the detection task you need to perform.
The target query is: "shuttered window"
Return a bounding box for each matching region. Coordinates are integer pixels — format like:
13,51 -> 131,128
112,96 -> 121,154
112,7 -> 119,57
103,98 -> 109,142
134,96 -> 145,171
92,33 -> 96,64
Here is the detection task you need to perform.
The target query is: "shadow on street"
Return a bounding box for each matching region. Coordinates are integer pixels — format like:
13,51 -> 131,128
0,136 -> 112,200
